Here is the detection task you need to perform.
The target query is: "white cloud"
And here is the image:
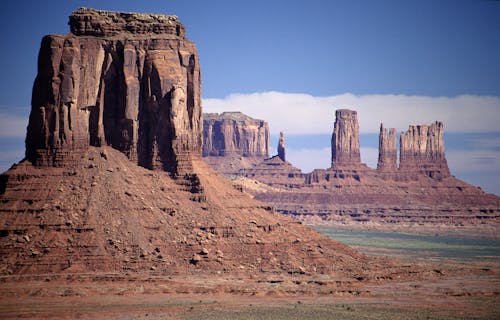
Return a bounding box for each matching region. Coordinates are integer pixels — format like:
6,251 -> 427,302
203,92 -> 500,135
0,113 -> 28,138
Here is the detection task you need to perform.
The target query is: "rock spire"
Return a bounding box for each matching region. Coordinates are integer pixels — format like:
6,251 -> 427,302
331,109 -> 361,167
26,7 -> 201,176
377,124 -> 397,171
277,131 -> 286,161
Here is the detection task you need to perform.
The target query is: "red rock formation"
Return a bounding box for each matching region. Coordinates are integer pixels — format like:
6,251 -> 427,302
209,109 -> 499,230
203,112 -> 269,175
3,9 -> 387,292
331,109 -> 361,168
203,112 -> 269,158
238,133 -> 304,188
399,122 -> 450,180
26,7 -> 201,176
377,124 -> 397,172
277,131 -> 286,161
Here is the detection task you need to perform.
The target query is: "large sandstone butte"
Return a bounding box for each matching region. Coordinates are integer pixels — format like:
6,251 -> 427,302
26,7 -> 201,176
203,112 -> 270,175
204,110 -> 499,231
0,8 -> 417,295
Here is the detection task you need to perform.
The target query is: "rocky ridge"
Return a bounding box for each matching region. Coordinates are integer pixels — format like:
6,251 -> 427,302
203,111 -> 499,231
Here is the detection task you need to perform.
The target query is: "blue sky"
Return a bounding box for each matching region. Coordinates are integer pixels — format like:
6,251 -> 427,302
0,0 -> 499,194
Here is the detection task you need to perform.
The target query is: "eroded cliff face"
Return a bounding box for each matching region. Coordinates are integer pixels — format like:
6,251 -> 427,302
203,112 -> 269,158
377,124 -> 397,172
26,7 -> 201,176
399,122 -> 450,180
331,109 -> 361,167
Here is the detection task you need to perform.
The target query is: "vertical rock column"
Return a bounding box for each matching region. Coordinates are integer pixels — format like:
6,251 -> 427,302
377,123 -> 397,172
277,131 -> 286,161
331,109 -> 361,168
399,121 -> 450,180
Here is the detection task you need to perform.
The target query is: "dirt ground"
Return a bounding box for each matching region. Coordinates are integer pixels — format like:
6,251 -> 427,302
0,254 -> 498,319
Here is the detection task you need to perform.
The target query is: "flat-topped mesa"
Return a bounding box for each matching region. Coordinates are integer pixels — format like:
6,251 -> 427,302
203,112 -> 269,158
399,121 -> 450,180
277,131 -> 286,161
69,7 -> 186,38
331,109 -> 361,168
26,8 -> 201,176
377,124 -> 397,172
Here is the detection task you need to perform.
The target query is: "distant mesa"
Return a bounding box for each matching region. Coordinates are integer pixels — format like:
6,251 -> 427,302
203,112 -> 270,175
202,110 -> 499,230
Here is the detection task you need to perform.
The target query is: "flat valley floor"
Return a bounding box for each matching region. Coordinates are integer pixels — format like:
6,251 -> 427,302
1,227 -> 498,319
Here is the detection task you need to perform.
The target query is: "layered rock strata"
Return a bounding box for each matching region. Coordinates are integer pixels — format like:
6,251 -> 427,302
399,122 -> 450,180
26,7 -> 201,176
238,136 -> 305,189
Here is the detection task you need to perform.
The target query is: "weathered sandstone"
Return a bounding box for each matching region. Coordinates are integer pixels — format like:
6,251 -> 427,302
277,131 -> 286,162
399,122 -> 450,180
26,7 -> 201,176
203,112 -> 269,175
203,112 -> 269,158
377,124 -> 397,173
208,109 -> 499,230
2,9 -> 391,293
331,109 -> 361,167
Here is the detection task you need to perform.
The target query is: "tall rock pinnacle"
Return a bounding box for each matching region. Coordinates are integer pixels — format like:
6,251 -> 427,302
26,7 -> 201,176
277,131 -> 286,161
331,109 -> 361,167
399,121 -> 450,179
377,124 -> 397,171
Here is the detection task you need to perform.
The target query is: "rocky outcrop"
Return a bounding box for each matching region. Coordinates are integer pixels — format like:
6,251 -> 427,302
399,122 -> 450,180
69,7 -> 186,37
210,109 -> 499,230
203,112 -> 269,158
377,124 -> 397,172
331,109 -> 361,167
26,7 -> 201,176
238,133 -> 304,188
277,131 -> 286,161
